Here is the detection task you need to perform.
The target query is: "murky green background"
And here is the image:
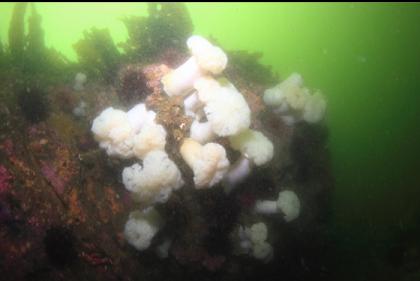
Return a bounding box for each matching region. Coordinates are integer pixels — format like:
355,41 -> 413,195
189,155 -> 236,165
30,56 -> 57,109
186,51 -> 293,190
1,3 -> 419,278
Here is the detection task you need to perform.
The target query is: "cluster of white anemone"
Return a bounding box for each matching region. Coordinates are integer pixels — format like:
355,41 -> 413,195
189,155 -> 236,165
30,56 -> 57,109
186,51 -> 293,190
233,190 -> 301,262
162,35 -> 275,192
91,102 -> 183,251
263,72 -> 327,125
91,103 -> 163,160
90,35 -> 315,254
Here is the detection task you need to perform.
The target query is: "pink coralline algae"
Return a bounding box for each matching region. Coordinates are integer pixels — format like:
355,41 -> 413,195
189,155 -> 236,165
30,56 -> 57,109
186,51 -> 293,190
0,165 -> 12,194
79,242 -> 113,267
79,251 -> 113,267
41,162 -> 66,195
201,254 -> 226,272
172,245 -> 226,272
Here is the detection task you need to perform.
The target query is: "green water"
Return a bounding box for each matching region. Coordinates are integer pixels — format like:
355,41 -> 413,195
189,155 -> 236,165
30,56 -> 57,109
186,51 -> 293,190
1,2 -> 419,279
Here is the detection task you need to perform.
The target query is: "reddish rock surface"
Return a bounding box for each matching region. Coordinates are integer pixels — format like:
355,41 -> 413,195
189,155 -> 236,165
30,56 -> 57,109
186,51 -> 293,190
0,56 -> 333,281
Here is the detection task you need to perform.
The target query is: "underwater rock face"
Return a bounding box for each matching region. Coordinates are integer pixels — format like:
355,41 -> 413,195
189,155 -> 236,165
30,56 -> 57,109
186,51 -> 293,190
17,86 -> 50,124
0,3 -> 334,281
87,33 -> 333,281
0,165 -> 12,194
49,85 -> 79,114
40,162 -> 66,195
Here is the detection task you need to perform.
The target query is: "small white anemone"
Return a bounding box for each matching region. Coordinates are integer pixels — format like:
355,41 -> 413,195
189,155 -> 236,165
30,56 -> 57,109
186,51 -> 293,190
263,73 -> 327,125
254,190 -> 301,222
238,222 -> 273,262
124,207 -> 164,251
161,35 -> 228,97
229,129 -> 274,166
253,241 -> 273,261
302,90 -> 327,123
224,130 -> 274,192
263,86 -> 286,110
245,222 -> 268,244
283,73 -> 309,111
122,150 -> 184,205
263,73 -> 307,110
180,138 -> 230,189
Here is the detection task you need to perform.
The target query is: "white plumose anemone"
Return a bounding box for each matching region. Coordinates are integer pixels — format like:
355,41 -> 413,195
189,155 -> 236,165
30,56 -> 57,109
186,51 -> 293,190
277,190 -> 301,222
254,190 -> 301,222
302,90 -> 327,123
180,138 -> 230,189
91,107 -> 136,159
91,103 -> 164,160
238,222 -> 273,262
124,207 -> 164,251
189,119 -> 216,144
194,77 -> 251,137
187,35 -> 227,75
193,76 -> 221,103
133,122 -> 167,160
183,92 -> 203,118
161,35 -> 228,97
122,151 -> 184,205
91,107 -> 128,142
126,103 -> 156,133
224,129 -> 274,192
229,129 -> 274,166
